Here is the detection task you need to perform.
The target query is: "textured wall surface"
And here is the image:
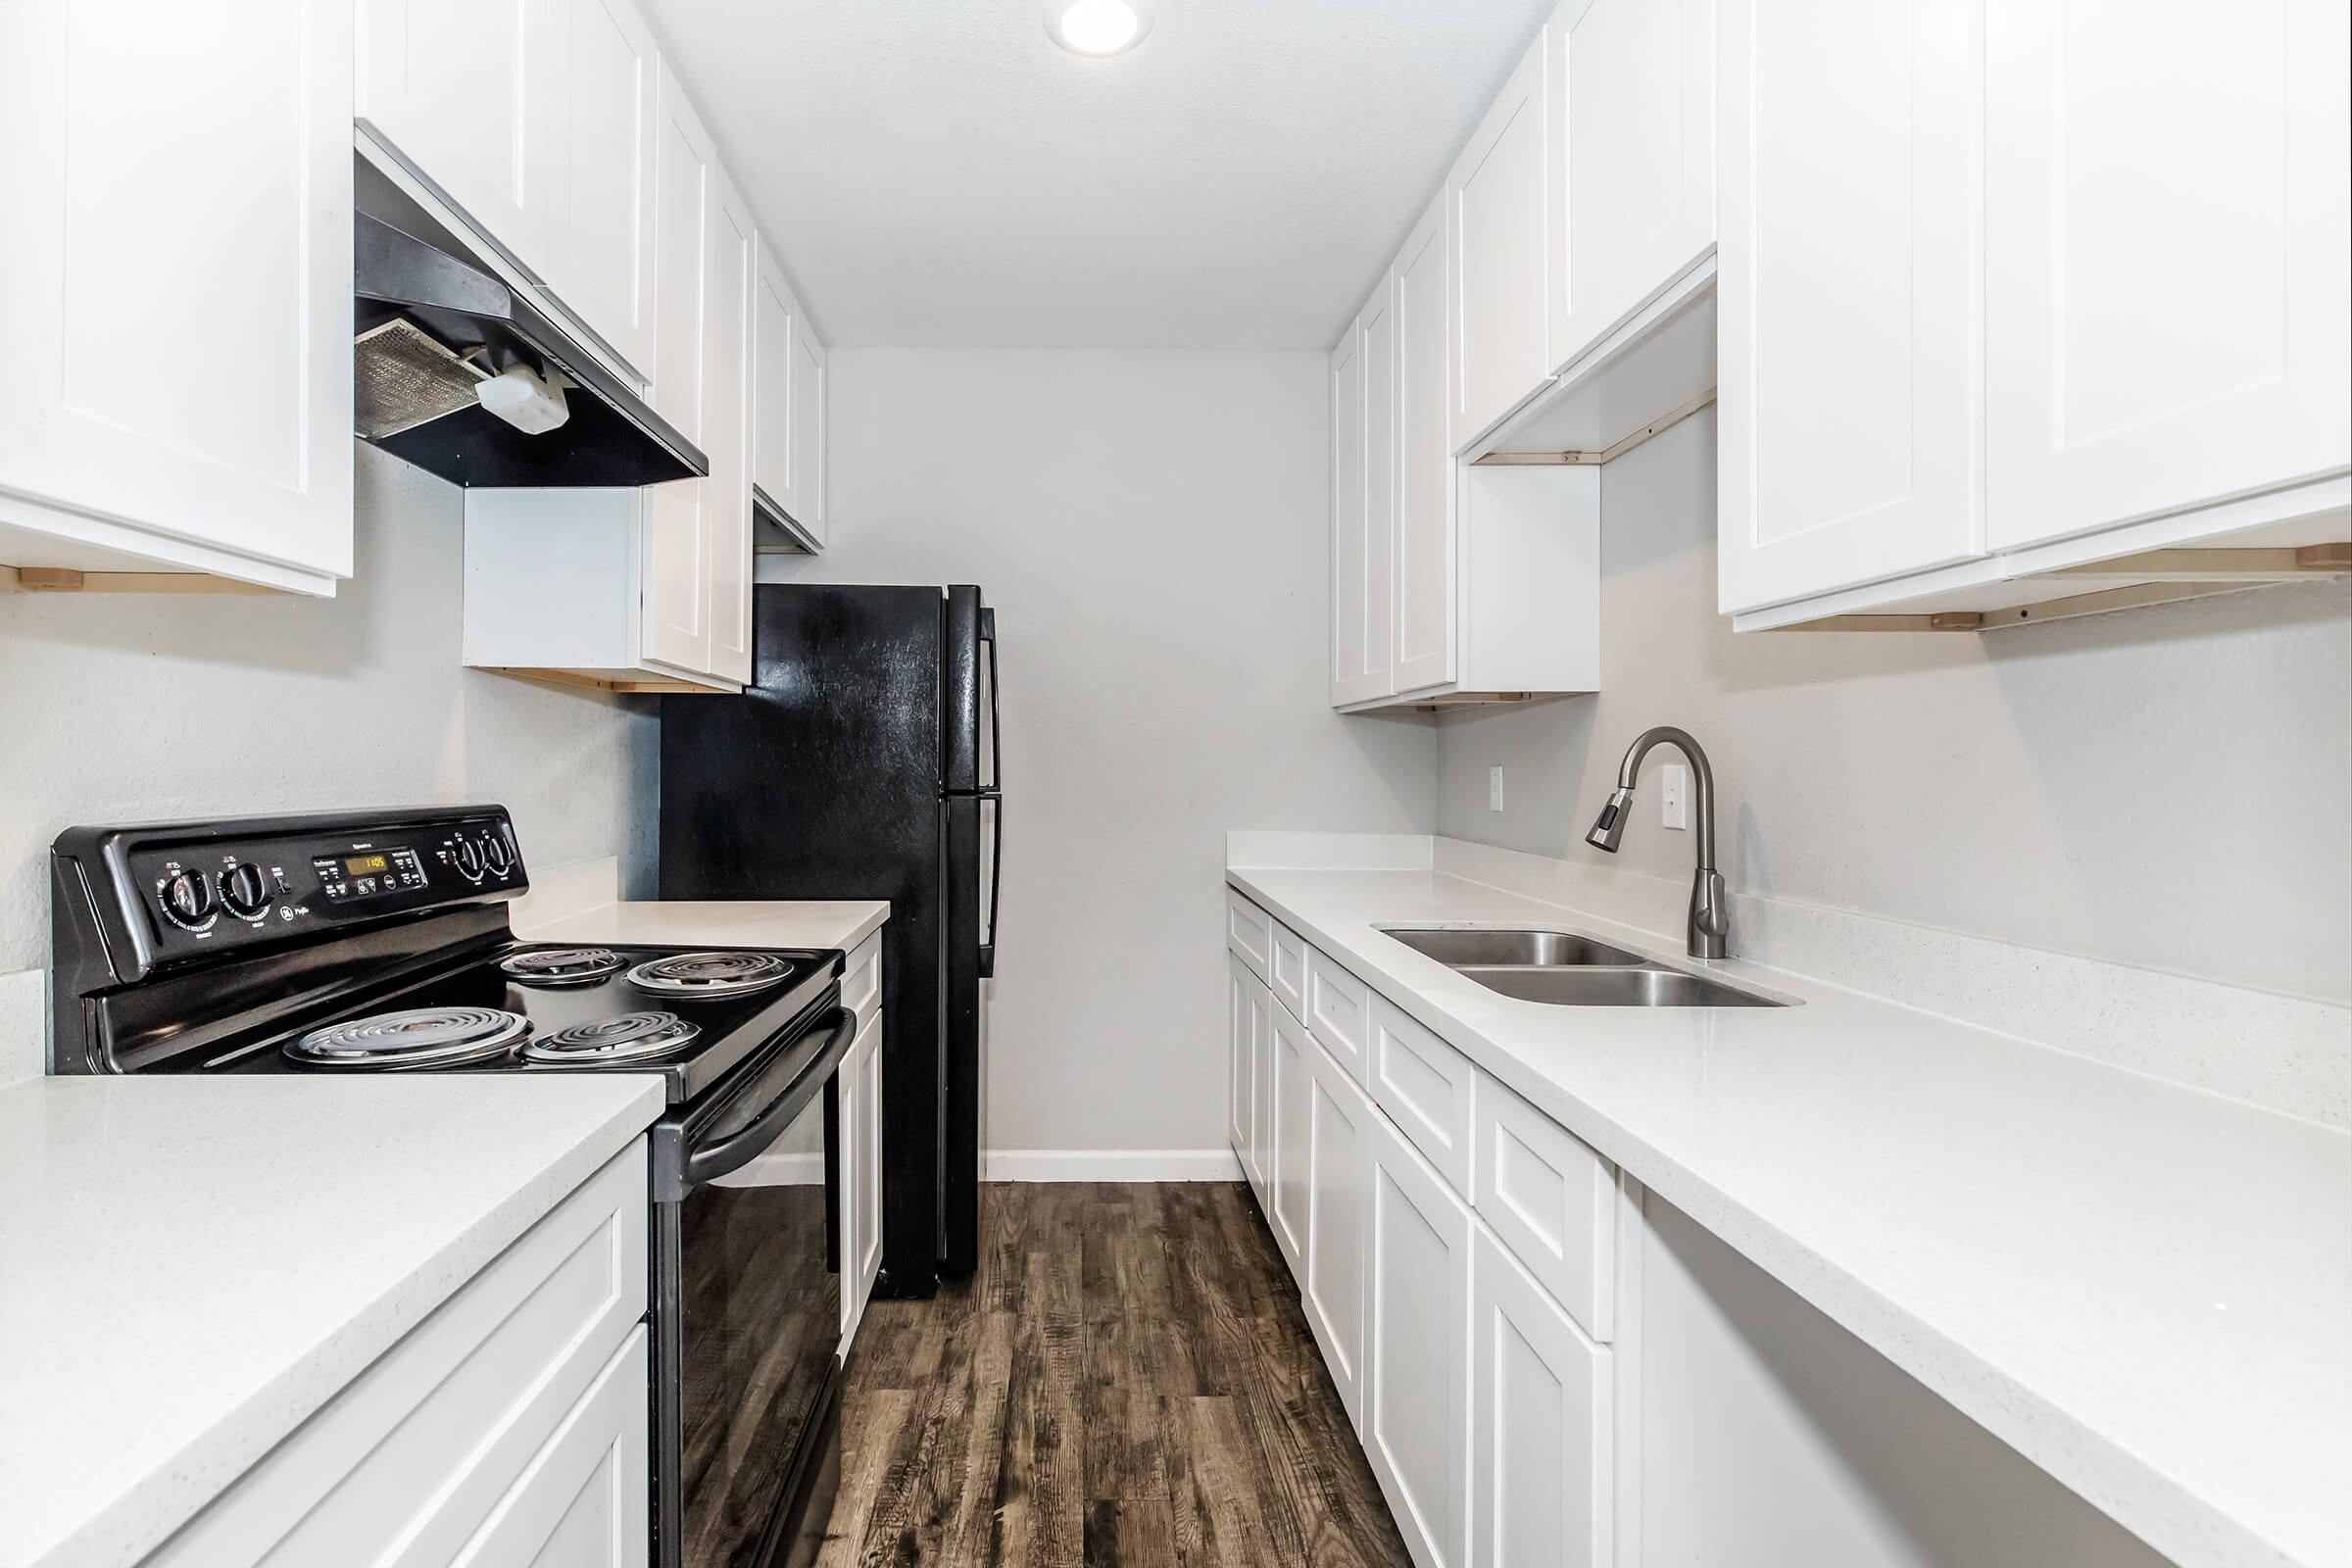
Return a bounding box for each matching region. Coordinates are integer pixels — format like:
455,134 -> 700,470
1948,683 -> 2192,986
1435,409 -> 2352,1004
757,347 -> 1437,1155
0,444 -> 657,976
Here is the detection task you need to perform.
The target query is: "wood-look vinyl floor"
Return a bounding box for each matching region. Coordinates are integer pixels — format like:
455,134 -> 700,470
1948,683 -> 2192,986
815,1182 -> 1414,1568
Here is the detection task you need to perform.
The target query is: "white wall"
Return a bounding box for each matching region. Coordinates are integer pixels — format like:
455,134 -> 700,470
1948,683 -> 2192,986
1,445 -> 657,1073
760,348 -> 1436,1159
1434,409 -> 2352,1004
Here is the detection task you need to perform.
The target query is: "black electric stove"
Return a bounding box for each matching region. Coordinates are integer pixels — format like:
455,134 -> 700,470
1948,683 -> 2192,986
49,806 -> 854,1568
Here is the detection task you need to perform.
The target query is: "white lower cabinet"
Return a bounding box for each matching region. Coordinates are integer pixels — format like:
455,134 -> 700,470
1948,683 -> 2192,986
1228,950 -> 1274,1202
1268,995 -> 1313,1273
838,998 -> 885,1353
1470,1224 -> 1611,1568
1300,1030 -> 1376,1428
151,1142 -> 650,1566
1365,1105 -> 1474,1568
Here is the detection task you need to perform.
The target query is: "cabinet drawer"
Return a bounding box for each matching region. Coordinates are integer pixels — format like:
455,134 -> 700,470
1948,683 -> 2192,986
1269,918 -> 1310,1020
152,1142 -> 650,1565
1370,996 -> 1476,1195
1473,1070 -> 1616,1342
842,928 -> 883,1025
1305,946 -> 1374,1086
1226,888 -> 1275,982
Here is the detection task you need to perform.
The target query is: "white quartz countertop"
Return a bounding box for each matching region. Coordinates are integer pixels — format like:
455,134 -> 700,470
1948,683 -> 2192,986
1228,865 -> 2352,1568
0,1074 -> 664,1568
514,897 -> 888,954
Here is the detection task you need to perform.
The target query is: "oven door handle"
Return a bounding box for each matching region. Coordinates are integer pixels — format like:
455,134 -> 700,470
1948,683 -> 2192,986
682,1008 -> 858,1189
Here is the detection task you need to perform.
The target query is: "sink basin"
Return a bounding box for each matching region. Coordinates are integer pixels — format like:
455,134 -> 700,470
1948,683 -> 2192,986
1382,927 -> 1648,967
1455,965 -> 1786,1007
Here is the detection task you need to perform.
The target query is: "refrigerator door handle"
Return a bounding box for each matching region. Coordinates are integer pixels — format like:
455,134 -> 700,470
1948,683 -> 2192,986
978,607 -> 1001,795
978,789 -> 1002,980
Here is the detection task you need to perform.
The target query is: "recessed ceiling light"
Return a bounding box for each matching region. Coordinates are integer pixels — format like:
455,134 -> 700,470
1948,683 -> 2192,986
1046,0 -> 1152,57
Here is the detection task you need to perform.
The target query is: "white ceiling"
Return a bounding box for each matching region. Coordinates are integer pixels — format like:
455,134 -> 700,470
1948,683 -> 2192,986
639,0 -> 1554,349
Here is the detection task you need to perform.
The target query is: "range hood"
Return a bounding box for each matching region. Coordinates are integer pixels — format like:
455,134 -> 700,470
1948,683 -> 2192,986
353,157 -> 707,488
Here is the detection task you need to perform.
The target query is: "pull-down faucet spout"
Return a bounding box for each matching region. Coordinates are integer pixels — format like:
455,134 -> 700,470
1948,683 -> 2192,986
1584,726 -> 1728,960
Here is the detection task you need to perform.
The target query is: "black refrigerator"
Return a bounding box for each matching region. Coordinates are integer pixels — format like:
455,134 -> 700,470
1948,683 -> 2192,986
659,584 -> 999,1296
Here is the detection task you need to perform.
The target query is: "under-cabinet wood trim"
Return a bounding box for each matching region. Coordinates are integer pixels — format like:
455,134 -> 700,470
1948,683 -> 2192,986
1771,543 -> 2350,633
2,566 -> 283,595
1471,386 -> 1718,468
475,665 -> 732,696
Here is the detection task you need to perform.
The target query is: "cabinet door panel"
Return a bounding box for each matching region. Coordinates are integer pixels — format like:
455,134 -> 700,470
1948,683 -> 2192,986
753,245 -> 796,512
1452,30 -> 1554,445
1303,1036 -> 1376,1429
1984,0 -> 2351,549
1333,286 -> 1396,706
856,1014 -> 885,1308
640,64 -> 713,674
1366,1110 -> 1473,1568
546,0 -> 659,377
0,0 -> 354,582
1229,950 -> 1254,1167
705,172 -> 755,686
788,318 -> 829,545
1547,0 -> 1716,370
1270,996 -> 1313,1275
457,1329 -> 650,1568
1393,194 -> 1458,695
359,0 -> 561,277
1717,0 -> 1984,612
1249,973 -> 1275,1202
1470,1226 -> 1609,1568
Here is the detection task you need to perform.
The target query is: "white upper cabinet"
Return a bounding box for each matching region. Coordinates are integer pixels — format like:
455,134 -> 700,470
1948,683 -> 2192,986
753,245 -> 796,514
1332,282 -> 1396,706
788,307 -> 829,545
641,61 -> 716,676
358,0 -> 563,280
703,168 -> 756,687
1544,0 -> 1716,371
360,0 -> 663,380
0,0 -> 354,593
752,242 -> 831,548
542,0 -> 662,377
1715,0 -> 1986,615
1450,27 -> 1555,448
1983,0 -> 2352,552
1392,195 -> 1458,697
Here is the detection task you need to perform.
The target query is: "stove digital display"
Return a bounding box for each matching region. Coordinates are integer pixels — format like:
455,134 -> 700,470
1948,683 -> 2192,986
312,846 -> 427,903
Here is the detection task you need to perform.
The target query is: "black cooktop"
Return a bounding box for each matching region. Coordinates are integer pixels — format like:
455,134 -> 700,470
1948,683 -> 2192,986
194,942 -> 841,1103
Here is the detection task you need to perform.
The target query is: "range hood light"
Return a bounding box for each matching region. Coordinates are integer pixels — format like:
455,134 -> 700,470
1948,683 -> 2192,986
476,362 -> 573,435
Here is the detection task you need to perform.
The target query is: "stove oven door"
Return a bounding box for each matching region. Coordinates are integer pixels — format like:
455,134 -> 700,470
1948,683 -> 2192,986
654,1007 -> 856,1568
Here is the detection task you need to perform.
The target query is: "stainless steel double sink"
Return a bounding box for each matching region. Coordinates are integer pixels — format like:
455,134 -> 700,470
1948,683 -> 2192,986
1380,926 -> 1787,1008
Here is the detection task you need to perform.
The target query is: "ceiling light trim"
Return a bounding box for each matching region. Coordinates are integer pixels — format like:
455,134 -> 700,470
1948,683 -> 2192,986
1045,0 -> 1154,58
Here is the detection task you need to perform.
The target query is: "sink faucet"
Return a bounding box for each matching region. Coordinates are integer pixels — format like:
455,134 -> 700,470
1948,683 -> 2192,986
1583,726 -> 1729,960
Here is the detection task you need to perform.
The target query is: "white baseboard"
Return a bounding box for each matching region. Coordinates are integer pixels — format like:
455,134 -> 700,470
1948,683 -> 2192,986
984,1149 -> 1245,1183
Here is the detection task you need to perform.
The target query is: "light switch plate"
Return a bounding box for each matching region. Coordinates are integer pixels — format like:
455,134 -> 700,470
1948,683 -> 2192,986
1489,764 -> 1504,812
1660,763 -> 1689,830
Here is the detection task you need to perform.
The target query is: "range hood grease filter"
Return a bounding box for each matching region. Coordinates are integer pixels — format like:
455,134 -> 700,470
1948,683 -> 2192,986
354,318 -> 487,439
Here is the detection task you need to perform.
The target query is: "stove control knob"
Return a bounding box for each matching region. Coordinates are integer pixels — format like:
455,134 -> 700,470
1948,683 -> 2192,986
220,861 -> 273,920
481,833 -> 514,878
452,837 -> 485,881
159,869 -> 217,930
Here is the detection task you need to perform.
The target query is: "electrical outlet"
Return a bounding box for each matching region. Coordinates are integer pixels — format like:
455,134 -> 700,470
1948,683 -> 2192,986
1659,763 -> 1689,830
1489,764 -> 1505,812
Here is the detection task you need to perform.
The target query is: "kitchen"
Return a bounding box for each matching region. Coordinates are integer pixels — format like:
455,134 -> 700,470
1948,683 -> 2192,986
1,1 -> 2346,1567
